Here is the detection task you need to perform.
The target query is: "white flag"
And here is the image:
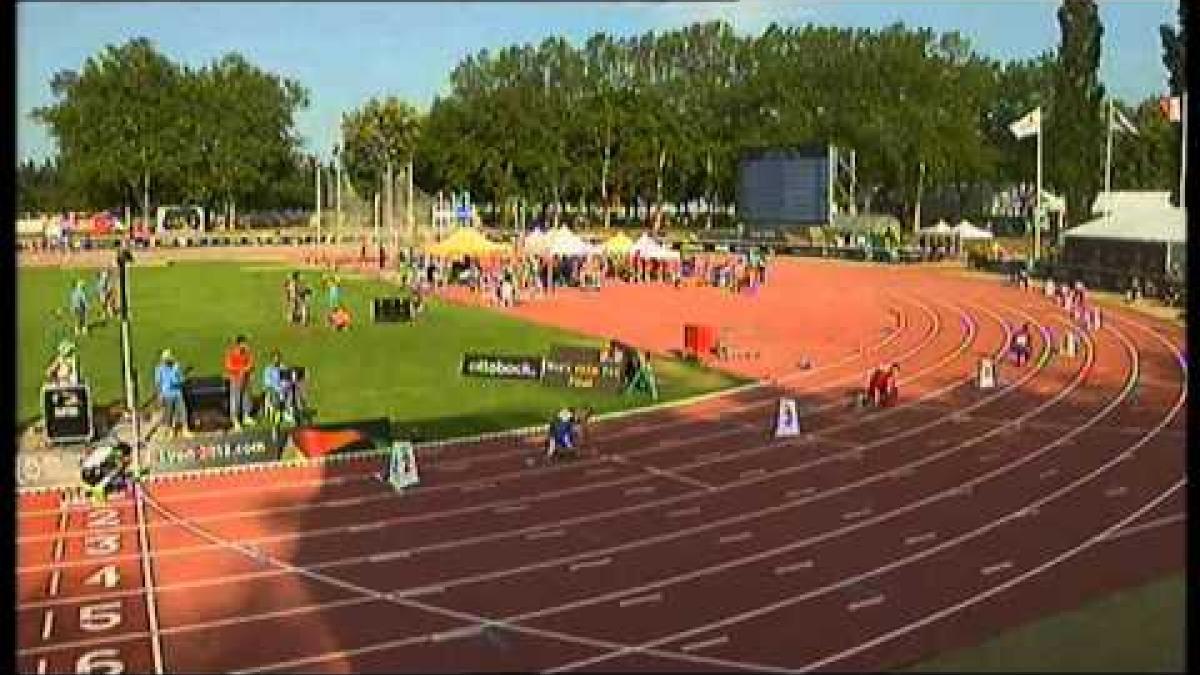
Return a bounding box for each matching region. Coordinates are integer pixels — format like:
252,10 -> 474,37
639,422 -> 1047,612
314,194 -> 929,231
1112,108 -> 1138,135
1009,107 -> 1041,139
1160,96 -> 1182,122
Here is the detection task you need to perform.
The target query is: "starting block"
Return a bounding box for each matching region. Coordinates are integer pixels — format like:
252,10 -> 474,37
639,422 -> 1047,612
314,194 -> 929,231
775,398 -> 801,438
1062,330 -> 1079,358
383,441 -> 420,490
977,357 -> 997,389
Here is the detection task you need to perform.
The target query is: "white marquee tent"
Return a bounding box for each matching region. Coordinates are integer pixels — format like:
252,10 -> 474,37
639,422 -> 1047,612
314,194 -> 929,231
953,220 -> 995,240
630,233 -> 680,260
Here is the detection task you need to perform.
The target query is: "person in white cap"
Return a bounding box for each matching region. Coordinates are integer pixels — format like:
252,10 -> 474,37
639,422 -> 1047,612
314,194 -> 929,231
154,349 -> 192,439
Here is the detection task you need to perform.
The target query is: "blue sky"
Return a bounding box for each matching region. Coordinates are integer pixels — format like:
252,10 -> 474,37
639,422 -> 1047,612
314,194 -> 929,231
17,1 -> 1179,162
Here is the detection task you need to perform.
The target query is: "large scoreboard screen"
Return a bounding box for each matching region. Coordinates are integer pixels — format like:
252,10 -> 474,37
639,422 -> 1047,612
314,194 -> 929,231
737,146 -> 830,227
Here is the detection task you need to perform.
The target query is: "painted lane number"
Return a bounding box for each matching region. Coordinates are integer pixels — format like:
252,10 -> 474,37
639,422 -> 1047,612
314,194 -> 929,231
79,601 -> 123,632
75,649 -> 124,674
83,565 -> 120,590
83,534 -> 120,557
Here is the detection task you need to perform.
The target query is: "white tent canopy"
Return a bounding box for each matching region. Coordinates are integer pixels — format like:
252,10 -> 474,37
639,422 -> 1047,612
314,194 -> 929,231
539,225 -> 596,256
953,220 -> 994,240
630,233 -> 680,260
1064,206 -> 1185,243
918,220 -> 956,235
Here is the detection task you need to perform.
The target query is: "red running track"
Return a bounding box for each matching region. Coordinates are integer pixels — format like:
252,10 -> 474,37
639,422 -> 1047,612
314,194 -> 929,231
16,260 -> 1186,673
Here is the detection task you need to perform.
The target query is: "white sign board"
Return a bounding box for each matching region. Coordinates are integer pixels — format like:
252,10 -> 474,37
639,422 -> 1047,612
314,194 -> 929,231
775,398 -> 801,438
387,441 -> 420,490
977,357 -> 996,389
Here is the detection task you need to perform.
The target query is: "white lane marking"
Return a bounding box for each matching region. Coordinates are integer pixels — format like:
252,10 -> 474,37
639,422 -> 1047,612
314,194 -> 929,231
1040,468 -> 1059,479
618,592 -> 663,608
717,532 -> 752,545
981,561 -> 1013,576
525,529 -> 566,541
347,522 -> 386,533
904,532 -> 937,546
390,584 -> 445,599
432,625 -> 481,643
40,611 -> 53,640
47,570 -> 61,597
367,551 -> 410,563
842,508 -> 872,520
569,557 -> 612,572
891,467 -> 916,478
786,488 -> 817,499
1101,512 -> 1185,542
51,538 -> 64,563
459,482 -> 496,493
642,465 -> 715,490
1105,486 -> 1128,498
847,594 -> 886,612
624,486 -> 655,496
493,504 -> 530,514
740,468 -> 768,480
680,635 -> 729,652
667,506 -> 702,518
773,560 -> 814,575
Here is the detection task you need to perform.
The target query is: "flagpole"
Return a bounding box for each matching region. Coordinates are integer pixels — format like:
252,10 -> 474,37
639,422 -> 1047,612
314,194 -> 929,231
1034,107 -> 1042,262
1105,99 -> 1114,226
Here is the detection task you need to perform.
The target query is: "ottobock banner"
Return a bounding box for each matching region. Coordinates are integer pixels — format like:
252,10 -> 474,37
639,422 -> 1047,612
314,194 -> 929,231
151,428 -> 287,472
460,354 -> 544,380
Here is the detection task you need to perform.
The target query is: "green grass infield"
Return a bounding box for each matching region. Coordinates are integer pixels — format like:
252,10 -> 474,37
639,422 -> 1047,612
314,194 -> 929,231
20,261 -> 745,441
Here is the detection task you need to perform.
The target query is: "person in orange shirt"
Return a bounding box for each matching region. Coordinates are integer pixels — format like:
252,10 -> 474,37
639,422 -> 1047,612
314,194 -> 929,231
223,335 -> 255,430
329,305 -> 351,331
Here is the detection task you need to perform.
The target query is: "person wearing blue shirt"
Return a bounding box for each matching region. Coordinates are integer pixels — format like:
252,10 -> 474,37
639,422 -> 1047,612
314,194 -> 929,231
154,349 -> 192,439
262,350 -> 296,426
69,279 -> 89,335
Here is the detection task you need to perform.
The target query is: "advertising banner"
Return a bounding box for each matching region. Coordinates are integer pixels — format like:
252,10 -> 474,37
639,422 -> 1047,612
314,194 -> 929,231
151,428 -> 286,472
460,354 -> 544,380
541,355 -> 626,391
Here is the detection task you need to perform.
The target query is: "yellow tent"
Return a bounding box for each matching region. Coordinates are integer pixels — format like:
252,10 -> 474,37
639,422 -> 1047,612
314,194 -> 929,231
426,227 -> 508,258
601,232 -> 634,254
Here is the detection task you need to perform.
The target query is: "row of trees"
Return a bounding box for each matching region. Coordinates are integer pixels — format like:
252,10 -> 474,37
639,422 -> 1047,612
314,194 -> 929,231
29,38 -> 313,221
25,1 -> 1185,232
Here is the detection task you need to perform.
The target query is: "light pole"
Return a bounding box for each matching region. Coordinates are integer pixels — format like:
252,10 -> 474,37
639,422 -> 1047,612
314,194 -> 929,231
116,245 -> 141,474
314,155 -> 322,253
334,144 -> 342,252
